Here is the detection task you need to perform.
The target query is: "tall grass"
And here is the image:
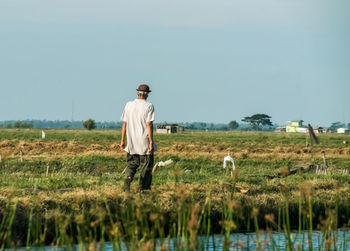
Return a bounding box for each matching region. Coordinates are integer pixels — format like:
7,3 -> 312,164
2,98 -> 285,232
0,182 -> 349,250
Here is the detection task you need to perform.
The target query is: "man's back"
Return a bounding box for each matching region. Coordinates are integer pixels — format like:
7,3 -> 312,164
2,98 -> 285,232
121,99 -> 154,155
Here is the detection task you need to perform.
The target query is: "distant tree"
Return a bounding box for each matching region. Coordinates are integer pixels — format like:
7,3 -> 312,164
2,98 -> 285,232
200,122 -> 207,130
209,123 -> 215,130
348,123 -> 350,129
228,120 -> 239,130
13,121 -> 21,128
242,114 -> 273,130
83,119 -> 96,130
186,123 -> 195,130
5,123 -> 13,128
218,124 -> 229,131
13,121 -> 33,128
24,122 -> 33,128
329,121 -> 345,132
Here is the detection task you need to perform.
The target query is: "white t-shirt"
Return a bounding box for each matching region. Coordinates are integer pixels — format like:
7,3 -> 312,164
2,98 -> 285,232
121,99 -> 156,155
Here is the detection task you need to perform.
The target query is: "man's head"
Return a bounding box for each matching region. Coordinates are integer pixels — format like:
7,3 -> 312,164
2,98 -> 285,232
137,84 -> 151,99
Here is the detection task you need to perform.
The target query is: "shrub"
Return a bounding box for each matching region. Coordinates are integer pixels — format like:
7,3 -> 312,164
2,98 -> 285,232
83,118 -> 96,130
228,120 -> 239,130
13,121 -> 33,128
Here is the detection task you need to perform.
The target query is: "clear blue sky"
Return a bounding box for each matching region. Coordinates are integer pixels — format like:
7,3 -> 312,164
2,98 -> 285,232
0,0 -> 349,126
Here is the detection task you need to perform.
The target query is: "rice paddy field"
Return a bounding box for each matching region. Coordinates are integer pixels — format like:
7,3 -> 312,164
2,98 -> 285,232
0,128 -> 349,250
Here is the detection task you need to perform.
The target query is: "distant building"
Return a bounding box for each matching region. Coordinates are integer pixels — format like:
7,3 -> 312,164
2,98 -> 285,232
337,128 -> 350,134
286,120 -> 306,133
297,127 -> 308,133
156,124 -> 185,134
274,127 -> 286,132
312,126 -> 326,134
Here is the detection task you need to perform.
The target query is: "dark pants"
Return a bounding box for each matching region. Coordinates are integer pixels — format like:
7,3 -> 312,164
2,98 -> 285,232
125,153 -> 154,190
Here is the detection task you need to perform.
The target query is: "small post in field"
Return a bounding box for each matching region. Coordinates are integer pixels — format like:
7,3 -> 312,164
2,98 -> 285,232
321,151 -> 327,167
0,155 -> 2,163
46,164 -> 50,176
308,124 -> 319,146
305,134 -> 309,147
20,150 -> 23,162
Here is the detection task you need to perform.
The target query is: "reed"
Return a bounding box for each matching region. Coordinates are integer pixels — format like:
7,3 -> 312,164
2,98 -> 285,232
0,184 -> 348,250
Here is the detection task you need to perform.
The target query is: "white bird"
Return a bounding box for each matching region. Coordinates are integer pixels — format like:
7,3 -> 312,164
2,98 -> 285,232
42,130 -> 46,139
152,159 -> 173,174
223,154 -> 235,177
223,154 -> 235,169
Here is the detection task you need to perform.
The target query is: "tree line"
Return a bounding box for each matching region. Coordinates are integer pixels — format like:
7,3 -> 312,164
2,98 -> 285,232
1,115 -> 349,131
0,120 -> 123,129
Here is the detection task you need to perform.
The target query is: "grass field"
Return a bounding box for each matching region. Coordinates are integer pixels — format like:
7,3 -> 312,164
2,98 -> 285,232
0,129 -> 349,249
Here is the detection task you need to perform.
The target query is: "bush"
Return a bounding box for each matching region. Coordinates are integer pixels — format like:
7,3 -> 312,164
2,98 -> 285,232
228,120 -> 239,130
83,118 -> 96,130
13,121 -> 33,128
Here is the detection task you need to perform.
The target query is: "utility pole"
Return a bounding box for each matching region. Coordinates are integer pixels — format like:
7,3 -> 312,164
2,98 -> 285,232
71,100 -> 74,123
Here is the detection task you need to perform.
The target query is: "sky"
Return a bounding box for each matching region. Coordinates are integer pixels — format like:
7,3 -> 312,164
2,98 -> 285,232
0,0 -> 349,126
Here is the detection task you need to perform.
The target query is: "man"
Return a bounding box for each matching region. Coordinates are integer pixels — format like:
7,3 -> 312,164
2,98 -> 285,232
120,84 -> 156,192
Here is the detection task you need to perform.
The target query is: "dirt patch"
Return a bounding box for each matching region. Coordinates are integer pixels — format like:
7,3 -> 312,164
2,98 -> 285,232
0,139 -> 13,147
0,139 -> 349,161
87,144 -> 104,151
108,143 -> 120,150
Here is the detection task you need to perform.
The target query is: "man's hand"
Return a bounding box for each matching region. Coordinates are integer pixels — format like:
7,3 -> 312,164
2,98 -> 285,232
120,141 -> 126,152
147,121 -> 154,155
120,121 -> 127,152
148,141 -> 154,155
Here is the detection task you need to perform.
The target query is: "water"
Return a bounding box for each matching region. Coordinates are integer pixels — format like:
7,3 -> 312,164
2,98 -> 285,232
193,231 -> 350,250
9,230 -> 350,250
93,230 -> 350,250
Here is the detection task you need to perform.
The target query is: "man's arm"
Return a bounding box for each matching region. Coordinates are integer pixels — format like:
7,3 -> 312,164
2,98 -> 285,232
147,121 -> 154,154
120,122 -> 127,151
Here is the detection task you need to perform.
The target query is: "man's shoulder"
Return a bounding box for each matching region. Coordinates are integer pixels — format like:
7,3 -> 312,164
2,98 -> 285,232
138,99 -> 154,108
145,101 -> 154,107
125,100 -> 137,107
125,99 -> 154,110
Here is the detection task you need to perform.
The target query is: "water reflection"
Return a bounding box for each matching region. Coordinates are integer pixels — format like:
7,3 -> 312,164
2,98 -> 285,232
10,230 -> 350,250
104,230 -> 350,250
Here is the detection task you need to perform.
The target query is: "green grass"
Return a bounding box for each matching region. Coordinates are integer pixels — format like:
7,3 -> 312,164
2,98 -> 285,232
1,128 -> 350,148
0,129 -> 349,249
0,128 -> 119,145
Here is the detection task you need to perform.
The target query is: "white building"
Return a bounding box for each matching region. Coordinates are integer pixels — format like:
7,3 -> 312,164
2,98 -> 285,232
337,128 -> 350,134
156,124 -> 185,134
